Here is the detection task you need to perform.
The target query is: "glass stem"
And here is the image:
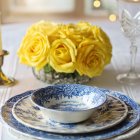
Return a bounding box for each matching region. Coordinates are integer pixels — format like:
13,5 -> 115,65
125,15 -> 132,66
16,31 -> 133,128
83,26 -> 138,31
128,40 -> 137,75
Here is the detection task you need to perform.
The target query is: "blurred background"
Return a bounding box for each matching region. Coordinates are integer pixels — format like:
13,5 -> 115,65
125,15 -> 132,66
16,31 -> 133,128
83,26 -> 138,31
0,0 -> 118,24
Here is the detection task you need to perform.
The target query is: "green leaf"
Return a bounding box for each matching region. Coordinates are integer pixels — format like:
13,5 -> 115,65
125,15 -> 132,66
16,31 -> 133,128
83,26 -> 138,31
44,64 -> 53,73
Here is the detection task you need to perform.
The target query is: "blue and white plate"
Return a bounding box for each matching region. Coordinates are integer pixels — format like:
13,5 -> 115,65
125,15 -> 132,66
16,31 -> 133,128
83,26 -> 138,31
12,94 -> 128,134
1,89 -> 140,140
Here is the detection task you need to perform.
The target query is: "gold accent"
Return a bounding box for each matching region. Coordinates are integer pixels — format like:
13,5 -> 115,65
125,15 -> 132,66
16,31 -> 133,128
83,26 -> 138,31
0,50 -> 16,87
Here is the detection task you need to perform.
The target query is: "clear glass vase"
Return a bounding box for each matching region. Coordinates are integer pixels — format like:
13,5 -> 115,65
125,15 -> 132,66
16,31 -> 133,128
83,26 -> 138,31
32,68 -> 91,85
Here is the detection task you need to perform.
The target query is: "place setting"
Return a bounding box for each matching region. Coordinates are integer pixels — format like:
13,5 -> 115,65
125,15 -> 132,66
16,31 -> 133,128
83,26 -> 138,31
0,0 -> 140,139
1,84 -> 140,140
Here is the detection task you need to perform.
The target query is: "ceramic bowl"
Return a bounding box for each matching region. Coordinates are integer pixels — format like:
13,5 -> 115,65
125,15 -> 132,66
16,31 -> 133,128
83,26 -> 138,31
31,84 -> 107,123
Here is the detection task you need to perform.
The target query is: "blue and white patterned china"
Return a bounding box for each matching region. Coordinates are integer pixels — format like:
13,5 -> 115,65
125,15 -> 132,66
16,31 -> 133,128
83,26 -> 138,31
31,84 -> 107,123
1,89 -> 140,140
7,123 -> 140,140
12,94 -> 128,134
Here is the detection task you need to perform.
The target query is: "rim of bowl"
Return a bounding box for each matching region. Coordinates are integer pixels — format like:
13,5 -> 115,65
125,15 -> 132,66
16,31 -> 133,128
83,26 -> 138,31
30,84 -> 107,112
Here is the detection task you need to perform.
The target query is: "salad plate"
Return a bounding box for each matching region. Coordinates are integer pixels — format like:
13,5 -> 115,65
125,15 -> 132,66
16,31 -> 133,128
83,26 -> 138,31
1,89 -> 140,140
12,93 -> 128,134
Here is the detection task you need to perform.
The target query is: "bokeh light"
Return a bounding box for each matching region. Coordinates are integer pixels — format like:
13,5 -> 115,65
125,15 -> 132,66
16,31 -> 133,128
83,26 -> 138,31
109,14 -> 117,22
93,0 -> 101,8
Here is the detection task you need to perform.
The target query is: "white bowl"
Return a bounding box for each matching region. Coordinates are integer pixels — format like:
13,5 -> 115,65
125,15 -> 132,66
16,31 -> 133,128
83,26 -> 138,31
31,84 -> 107,123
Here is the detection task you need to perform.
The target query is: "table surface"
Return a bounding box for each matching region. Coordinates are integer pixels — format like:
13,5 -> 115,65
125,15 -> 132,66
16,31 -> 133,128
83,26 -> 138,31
0,20 -> 140,140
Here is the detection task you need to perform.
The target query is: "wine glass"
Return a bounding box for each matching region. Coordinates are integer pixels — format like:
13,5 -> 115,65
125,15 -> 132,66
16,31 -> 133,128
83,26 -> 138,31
117,0 -> 140,85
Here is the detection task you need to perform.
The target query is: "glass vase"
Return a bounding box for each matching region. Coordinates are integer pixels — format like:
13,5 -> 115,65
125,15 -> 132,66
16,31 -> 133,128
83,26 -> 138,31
32,68 -> 91,85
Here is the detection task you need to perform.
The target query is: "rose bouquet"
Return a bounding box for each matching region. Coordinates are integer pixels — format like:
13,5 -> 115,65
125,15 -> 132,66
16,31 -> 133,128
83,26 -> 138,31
18,21 -> 112,84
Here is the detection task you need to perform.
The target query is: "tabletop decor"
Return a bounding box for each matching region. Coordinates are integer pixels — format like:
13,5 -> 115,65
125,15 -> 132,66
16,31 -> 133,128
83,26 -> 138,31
17,21 -> 112,84
0,12 -> 15,87
116,0 -> 140,85
1,88 -> 140,140
31,84 -> 107,123
0,50 -> 15,86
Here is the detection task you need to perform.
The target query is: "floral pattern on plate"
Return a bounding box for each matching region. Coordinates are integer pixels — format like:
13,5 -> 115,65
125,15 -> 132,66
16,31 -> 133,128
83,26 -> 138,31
1,89 -> 140,140
12,94 -> 128,134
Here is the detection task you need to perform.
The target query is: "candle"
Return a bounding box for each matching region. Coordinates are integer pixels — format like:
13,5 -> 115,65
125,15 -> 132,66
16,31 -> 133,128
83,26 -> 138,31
0,12 -> 2,52
0,32 -> 2,52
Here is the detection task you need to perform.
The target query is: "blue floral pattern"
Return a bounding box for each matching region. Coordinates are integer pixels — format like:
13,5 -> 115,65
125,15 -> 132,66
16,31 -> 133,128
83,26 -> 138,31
1,87 -> 140,140
12,94 -> 128,134
31,84 -> 106,111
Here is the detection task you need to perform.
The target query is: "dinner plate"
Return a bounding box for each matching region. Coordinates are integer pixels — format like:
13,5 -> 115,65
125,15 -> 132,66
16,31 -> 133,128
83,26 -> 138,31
12,94 -> 128,134
7,120 -> 140,140
1,89 -> 140,140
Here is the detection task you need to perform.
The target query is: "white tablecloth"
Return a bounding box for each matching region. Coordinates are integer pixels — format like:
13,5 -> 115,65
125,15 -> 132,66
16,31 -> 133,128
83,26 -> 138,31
0,20 -> 140,140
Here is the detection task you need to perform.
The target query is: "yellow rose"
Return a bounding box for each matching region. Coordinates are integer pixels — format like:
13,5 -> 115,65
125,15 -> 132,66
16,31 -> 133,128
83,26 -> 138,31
58,24 -> 83,46
18,32 -> 50,71
77,22 -> 95,41
77,21 -> 92,32
49,38 -> 77,73
28,21 -> 58,36
17,21 -> 112,77
92,26 -> 110,44
92,26 -> 112,64
76,39 -> 111,78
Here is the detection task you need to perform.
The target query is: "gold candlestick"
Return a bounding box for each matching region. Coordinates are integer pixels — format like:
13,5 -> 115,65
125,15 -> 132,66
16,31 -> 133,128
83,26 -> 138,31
0,50 -> 15,87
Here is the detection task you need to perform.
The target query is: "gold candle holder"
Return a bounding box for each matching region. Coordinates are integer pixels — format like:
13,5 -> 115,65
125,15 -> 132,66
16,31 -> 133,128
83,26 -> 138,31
0,50 -> 15,87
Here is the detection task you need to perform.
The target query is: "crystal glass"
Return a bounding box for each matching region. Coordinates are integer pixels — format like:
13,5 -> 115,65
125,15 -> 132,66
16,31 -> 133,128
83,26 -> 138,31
117,0 -> 140,85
